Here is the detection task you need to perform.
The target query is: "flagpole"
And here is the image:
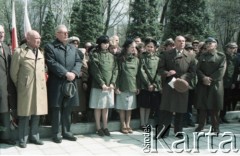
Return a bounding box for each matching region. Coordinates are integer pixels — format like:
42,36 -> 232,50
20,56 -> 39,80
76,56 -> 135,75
24,0 -> 32,37
11,0 -> 18,53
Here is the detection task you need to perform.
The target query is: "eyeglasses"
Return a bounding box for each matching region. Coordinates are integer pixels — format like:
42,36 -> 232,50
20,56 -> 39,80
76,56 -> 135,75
57,31 -> 68,35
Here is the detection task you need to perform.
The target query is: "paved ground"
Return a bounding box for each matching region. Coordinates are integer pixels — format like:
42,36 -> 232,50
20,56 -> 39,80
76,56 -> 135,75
0,122 -> 240,156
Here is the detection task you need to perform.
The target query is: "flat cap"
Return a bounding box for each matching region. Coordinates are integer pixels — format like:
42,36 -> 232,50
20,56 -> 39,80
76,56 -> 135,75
68,36 -> 80,42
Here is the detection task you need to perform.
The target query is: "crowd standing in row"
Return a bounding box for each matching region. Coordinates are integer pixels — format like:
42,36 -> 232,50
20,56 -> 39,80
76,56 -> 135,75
0,24 -> 239,148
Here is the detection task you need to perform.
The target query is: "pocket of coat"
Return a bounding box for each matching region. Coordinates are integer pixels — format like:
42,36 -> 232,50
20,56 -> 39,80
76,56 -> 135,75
25,76 -> 33,87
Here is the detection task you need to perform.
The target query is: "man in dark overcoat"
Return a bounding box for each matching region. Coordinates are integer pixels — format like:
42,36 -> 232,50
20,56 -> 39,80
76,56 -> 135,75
45,25 -> 81,143
194,37 -> 226,133
157,36 -> 196,138
0,25 -> 16,145
220,42 -> 239,123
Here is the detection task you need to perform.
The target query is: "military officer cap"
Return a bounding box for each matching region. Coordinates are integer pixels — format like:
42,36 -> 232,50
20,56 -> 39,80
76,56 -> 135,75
174,79 -> 189,93
225,42 -> 238,48
164,38 -> 175,46
192,40 -> 200,44
205,37 -> 217,43
185,43 -> 193,49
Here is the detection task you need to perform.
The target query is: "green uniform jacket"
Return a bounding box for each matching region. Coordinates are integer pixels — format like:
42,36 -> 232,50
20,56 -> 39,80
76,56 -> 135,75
223,53 -> 239,88
89,49 -> 118,89
116,54 -> 140,92
194,51 -> 226,110
139,52 -> 161,91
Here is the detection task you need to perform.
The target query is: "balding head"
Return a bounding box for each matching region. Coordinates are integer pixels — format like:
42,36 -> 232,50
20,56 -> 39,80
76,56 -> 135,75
26,30 -> 41,48
175,35 -> 186,50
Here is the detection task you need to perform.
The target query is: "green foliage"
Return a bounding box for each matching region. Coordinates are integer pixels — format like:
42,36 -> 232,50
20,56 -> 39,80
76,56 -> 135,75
126,0 -> 161,41
163,0 -> 210,41
70,0 -> 104,46
41,9 -> 55,47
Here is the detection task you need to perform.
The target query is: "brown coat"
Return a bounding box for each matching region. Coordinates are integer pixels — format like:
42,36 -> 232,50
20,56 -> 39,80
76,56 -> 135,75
159,49 -> 196,113
10,44 -> 48,116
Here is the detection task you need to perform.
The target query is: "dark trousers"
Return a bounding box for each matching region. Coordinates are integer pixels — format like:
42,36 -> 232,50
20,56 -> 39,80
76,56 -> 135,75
197,109 -> 219,130
183,90 -> 194,123
18,115 -> 40,144
51,105 -> 73,139
220,88 -> 232,119
0,112 -> 11,140
157,110 -> 184,137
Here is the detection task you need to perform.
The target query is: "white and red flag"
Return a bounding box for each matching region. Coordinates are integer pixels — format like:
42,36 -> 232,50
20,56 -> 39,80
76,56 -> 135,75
11,0 -> 18,53
24,0 -> 32,37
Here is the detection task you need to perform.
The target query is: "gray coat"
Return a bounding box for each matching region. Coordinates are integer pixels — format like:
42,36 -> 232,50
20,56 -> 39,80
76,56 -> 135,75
194,51 -> 226,110
45,39 -> 82,107
159,49 -> 196,113
0,43 -> 12,113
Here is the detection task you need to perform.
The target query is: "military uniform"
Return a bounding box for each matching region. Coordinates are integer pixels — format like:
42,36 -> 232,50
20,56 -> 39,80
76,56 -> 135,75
220,50 -> 239,121
194,50 -> 226,132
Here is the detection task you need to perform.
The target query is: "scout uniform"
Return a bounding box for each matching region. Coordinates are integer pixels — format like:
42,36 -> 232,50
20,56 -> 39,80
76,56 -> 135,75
89,49 -> 118,109
115,53 -> 140,110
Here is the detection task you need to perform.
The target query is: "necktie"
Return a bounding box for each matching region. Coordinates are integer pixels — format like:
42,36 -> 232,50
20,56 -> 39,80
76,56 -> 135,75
0,46 -> 4,58
33,48 -> 38,59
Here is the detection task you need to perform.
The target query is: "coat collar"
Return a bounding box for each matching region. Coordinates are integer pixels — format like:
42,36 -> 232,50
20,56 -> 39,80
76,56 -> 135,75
53,39 -> 73,52
21,44 -> 44,60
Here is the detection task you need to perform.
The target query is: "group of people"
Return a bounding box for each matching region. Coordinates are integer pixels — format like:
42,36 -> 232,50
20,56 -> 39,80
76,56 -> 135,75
0,23 -> 239,149
0,24 -> 81,148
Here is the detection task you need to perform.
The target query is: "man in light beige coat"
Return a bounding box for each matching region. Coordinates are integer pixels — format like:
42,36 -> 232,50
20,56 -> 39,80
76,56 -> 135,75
10,30 -> 48,148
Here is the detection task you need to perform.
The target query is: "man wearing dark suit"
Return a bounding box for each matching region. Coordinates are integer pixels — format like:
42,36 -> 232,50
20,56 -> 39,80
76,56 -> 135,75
45,25 -> 81,143
0,24 -> 16,145
158,36 -> 196,138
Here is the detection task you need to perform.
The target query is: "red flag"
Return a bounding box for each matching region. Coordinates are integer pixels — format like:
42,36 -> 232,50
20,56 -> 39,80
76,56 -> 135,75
24,0 -> 32,37
11,0 -> 18,53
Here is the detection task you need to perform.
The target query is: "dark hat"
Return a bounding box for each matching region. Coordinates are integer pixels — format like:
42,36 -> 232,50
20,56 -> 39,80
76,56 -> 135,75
62,81 -> 76,98
174,79 -> 189,93
205,37 -> 217,43
96,35 -> 110,45
225,42 -> 238,48
164,38 -> 175,46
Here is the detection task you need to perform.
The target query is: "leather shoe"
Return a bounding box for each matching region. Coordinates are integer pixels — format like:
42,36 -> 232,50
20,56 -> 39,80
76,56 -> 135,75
63,135 -> 77,141
29,139 -> 44,145
0,139 -> 16,145
19,142 -> 26,148
52,137 -> 62,143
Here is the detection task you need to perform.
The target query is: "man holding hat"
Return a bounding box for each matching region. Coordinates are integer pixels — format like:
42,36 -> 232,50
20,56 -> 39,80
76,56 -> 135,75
194,37 -> 226,133
220,42 -> 239,123
157,35 -> 196,139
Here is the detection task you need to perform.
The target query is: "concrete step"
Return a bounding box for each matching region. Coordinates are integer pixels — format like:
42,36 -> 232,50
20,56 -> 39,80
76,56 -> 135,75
10,119 -> 144,140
